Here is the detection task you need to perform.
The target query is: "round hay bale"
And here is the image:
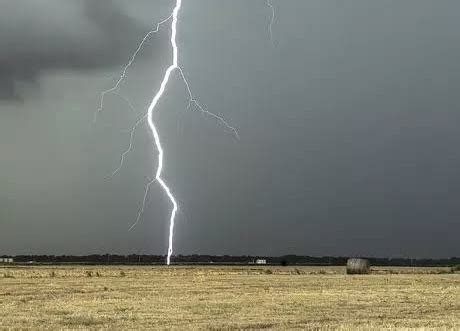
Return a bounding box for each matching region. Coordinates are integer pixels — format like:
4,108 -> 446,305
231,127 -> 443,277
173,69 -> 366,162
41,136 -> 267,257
346,258 -> 370,274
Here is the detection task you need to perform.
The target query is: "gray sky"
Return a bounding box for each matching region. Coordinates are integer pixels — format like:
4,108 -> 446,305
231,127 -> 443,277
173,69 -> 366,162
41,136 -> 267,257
1,0 -> 459,258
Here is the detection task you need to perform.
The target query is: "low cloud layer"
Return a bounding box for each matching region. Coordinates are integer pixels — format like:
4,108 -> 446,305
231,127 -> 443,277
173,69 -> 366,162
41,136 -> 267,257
0,0 -> 164,100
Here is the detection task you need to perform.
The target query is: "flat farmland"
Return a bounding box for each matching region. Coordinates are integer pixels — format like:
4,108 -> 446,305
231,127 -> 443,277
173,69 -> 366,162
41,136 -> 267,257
0,265 -> 458,329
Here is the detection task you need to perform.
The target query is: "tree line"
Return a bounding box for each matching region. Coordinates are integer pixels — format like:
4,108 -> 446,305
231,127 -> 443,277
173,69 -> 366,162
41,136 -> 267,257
2,254 -> 459,266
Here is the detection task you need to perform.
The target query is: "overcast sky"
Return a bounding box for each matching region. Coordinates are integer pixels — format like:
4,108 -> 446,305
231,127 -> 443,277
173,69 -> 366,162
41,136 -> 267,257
1,0 -> 459,258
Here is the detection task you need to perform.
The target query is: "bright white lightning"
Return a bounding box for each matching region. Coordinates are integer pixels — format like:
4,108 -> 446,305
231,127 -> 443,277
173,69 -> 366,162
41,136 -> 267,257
266,0 -> 275,44
144,0 -> 238,265
108,71 -> 239,179
145,0 -> 182,266
99,0 -> 238,265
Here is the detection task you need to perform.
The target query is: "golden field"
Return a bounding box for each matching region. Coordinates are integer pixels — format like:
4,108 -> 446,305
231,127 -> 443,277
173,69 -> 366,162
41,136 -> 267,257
0,265 -> 458,329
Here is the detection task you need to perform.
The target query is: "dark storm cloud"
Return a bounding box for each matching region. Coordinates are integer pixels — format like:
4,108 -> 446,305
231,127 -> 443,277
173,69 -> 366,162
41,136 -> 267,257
1,0 -> 460,259
0,0 -> 165,100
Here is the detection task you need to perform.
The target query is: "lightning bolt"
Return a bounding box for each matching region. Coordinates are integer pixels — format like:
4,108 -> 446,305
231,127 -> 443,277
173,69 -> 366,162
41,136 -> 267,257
108,112 -> 147,178
266,0 -> 275,45
177,68 -> 240,139
97,0 -> 238,265
145,0 -> 180,265
128,177 -> 155,232
94,14 -> 172,124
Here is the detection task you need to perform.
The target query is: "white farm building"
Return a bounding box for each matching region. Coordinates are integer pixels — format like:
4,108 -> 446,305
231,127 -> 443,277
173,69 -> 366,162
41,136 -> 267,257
0,257 -> 14,263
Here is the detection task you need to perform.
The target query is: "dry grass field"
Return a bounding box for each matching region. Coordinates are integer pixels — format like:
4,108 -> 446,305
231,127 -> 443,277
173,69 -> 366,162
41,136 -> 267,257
0,265 -> 458,329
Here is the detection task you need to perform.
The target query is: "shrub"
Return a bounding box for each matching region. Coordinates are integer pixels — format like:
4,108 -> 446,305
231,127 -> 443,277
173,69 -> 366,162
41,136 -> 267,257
85,271 -> 93,277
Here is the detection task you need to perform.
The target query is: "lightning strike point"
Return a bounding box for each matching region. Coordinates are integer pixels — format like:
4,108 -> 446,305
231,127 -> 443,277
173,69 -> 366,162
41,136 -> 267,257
144,0 -> 182,266
99,0 -> 238,266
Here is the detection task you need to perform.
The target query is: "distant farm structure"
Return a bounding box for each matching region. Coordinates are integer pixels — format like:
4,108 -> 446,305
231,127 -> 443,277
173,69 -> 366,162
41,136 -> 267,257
256,259 -> 267,265
0,257 -> 14,263
346,258 -> 370,274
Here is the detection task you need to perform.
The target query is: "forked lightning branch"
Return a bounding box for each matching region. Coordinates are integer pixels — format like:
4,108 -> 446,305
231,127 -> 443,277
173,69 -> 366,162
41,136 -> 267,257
96,0 -> 238,265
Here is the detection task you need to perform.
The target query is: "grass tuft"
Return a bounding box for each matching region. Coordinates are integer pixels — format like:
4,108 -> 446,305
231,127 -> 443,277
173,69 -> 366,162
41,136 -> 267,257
63,315 -> 106,326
